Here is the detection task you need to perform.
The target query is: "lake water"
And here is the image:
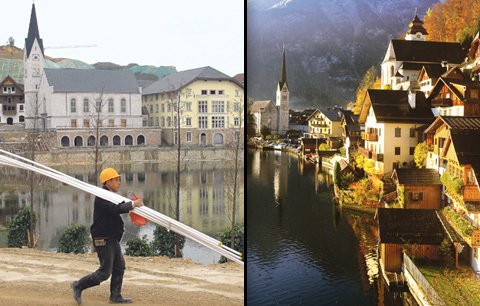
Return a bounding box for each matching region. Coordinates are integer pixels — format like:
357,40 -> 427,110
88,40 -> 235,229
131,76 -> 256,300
0,160 -> 244,265
247,149 -> 414,305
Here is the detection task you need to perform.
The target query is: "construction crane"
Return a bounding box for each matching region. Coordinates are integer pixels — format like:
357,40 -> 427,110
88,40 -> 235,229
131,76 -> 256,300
44,44 -> 98,49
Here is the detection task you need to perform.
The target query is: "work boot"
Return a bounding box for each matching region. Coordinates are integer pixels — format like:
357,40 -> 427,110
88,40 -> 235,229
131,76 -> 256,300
71,281 -> 82,305
109,295 -> 133,304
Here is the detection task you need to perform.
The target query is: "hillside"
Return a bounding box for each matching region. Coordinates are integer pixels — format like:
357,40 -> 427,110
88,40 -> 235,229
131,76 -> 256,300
0,45 -> 177,85
247,0 -> 438,109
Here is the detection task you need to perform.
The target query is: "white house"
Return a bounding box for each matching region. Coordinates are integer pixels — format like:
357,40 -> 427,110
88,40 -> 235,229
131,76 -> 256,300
358,89 -> 434,174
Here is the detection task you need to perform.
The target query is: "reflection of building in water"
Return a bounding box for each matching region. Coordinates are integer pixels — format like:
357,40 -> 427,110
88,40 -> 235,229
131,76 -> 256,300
272,154 -> 289,205
0,162 -> 244,248
251,150 -> 261,177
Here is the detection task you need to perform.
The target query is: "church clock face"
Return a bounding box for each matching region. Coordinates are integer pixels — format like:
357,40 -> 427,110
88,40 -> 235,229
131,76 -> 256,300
32,54 -> 40,61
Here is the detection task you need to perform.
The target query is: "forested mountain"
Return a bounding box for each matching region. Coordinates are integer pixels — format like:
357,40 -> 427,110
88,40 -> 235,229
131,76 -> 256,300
247,0 -> 438,109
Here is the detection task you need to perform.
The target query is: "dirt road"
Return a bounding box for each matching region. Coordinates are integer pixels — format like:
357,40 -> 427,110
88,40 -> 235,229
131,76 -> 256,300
0,248 -> 244,305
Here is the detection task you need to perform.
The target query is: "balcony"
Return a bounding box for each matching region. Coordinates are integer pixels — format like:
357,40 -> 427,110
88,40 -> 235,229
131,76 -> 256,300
464,185 -> 480,201
430,98 -> 453,107
358,147 -> 372,159
361,132 -> 378,141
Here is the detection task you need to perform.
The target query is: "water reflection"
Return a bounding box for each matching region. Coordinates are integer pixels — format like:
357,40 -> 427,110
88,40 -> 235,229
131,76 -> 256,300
0,161 -> 244,264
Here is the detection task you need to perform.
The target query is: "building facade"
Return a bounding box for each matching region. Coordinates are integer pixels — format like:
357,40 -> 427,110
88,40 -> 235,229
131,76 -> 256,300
142,66 -> 244,146
0,76 -> 25,124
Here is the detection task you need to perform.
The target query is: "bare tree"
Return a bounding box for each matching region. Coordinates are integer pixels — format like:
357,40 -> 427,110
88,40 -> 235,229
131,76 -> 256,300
226,95 -> 244,249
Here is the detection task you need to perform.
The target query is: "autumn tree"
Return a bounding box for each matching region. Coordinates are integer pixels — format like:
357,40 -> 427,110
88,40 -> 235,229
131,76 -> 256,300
352,66 -> 381,115
424,0 -> 480,43
414,141 -> 428,169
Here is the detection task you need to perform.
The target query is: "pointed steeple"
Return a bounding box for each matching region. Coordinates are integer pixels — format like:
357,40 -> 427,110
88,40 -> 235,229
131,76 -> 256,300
407,11 -> 428,36
25,3 -> 44,57
278,45 -> 288,90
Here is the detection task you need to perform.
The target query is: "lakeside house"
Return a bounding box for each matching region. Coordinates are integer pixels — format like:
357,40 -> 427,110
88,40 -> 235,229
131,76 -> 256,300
358,89 -> 434,174
378,208 -> 445,273
142,66 -> 244,146
424,115 -> 480,271
339,109 -> 361,161
392,168 -> 442,209
250,100 -> 277,135
0,76 -> 24,124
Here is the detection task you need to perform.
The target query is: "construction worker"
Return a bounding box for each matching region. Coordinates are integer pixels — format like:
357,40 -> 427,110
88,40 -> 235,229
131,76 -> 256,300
71,168 -> 144,304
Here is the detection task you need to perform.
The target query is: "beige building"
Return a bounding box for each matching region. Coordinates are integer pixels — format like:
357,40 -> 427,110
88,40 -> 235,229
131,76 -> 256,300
142,66 -> 244,146
358,89 -> 434,174
306,108 -> 343,139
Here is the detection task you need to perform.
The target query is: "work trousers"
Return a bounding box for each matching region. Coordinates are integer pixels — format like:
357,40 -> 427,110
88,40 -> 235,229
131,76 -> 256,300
77,239 -> 126,297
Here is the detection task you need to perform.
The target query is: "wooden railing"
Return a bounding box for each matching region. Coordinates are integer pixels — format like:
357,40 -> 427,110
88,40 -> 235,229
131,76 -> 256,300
361,132 -> 378,141
430,98 -> 453,107
357,147 -> 372,159
464,185 -> 480,201
403,252 -> 446,306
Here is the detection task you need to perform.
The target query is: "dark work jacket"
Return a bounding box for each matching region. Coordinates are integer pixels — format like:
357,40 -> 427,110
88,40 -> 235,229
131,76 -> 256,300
90,186 -> 133,241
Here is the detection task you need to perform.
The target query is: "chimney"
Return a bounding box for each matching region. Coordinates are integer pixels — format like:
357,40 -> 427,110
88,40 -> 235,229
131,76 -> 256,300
408,90 -> 416,109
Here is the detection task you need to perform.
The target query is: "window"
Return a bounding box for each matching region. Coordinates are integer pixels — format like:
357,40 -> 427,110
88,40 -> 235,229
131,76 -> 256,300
186,118 -> 192,126
410,147 -> 415,155
155,104 -> 159,113
173,116 -> 177,127
472,89 -> 479,99
186,102 -> 192,111
212,116 -> 225,128
121,98 -> 126,112
395,127 -> 401,137
210,90 -> 216,95
410,192 -> 424,201
218,90 -> 224,95
234,117 -> 239,126
186,131 -> 192,142
19,105 -> 24,111
161,117 -> 165,127
96,99 -> 102,112
108,98 -> 114,112
83,119 -> 89,128
83,99 -> 89,112
167,117 -> 171,127
155,117 -> 159,126
150,105 -> 153,113
173,131 -> 178,145
71,119 -> 77,128
161,104 -> 165,112
395,147 -> 400,155
201,89 -> 207,95
125,135 -> 133,145
233,102 -> 240,112
212,101 -> 225,113
410,128 -> 415,138
235,90 -> 240,97
137,135 -> 145,145
113,135 -> 121,145
199,101 -> 208,113
199,116 -> 208,128
121,119 -> 127,127
109,119 -> 114,127
71,98 -> 76,113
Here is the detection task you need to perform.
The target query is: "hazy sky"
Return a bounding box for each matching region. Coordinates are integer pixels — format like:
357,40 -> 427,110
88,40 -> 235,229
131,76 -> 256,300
2,0 -> 244,76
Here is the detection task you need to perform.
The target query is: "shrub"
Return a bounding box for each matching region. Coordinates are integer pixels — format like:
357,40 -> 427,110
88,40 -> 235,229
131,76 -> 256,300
363,159 -> 376,174
318,143 -> 329,151
151,226 -> 185,258
125,235 -> 154,257
218,224 -> 244,263
414,141 -> 428,168
260,125 -> 271,137
441,173 -> 464,196
8,207 -> 36,248
58,224 -> 89,254
444,207 -> 473,237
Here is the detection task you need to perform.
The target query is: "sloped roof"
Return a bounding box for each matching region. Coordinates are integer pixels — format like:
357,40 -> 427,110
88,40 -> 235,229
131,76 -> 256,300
378,208 -> 445,244
44,68 -> 139,93
25,4 -> 44,57
391,39 -> 466,64
419,64 -> 447,80
365,89 -> 434,123
250,100 -> 275,113
394,168 -> 441,185
426,77 -> 480,105
340,109 -> 360,132
143,66 -> 241,95
450,132 -> 480,171
407,14 -> 428,35
320,108 -> 343,121
442,116 -> 480,130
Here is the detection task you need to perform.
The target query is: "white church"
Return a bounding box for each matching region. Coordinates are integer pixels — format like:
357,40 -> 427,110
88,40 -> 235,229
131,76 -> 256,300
251,46 -> 290,135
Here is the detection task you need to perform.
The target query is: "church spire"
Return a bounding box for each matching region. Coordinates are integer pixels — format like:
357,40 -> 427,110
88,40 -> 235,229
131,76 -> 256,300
25,3 -> 44,57
279,45 -> 288,90
405,10 -> 428,41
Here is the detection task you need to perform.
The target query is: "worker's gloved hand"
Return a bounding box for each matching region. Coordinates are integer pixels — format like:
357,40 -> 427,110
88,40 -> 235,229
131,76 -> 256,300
133,198 -> 144,208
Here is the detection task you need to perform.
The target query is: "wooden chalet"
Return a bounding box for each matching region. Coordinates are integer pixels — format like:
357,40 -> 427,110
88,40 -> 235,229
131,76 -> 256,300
392,168 -> 442,209
378,208 -> 445,273
0,75 -> 25,124
417,64 -> 447,97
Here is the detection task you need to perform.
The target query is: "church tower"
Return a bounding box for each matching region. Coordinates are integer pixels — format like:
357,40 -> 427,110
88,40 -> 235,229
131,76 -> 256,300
275,45 -> 289,135
24,3 -> 45,129
405,11 -> 428,41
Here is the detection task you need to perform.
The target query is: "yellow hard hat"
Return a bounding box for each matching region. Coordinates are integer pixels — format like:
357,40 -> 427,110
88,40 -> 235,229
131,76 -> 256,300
99,168 -> 120,184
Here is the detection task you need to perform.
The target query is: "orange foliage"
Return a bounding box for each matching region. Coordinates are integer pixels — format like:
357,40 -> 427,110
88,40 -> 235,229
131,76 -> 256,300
424,0 -> 480,43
